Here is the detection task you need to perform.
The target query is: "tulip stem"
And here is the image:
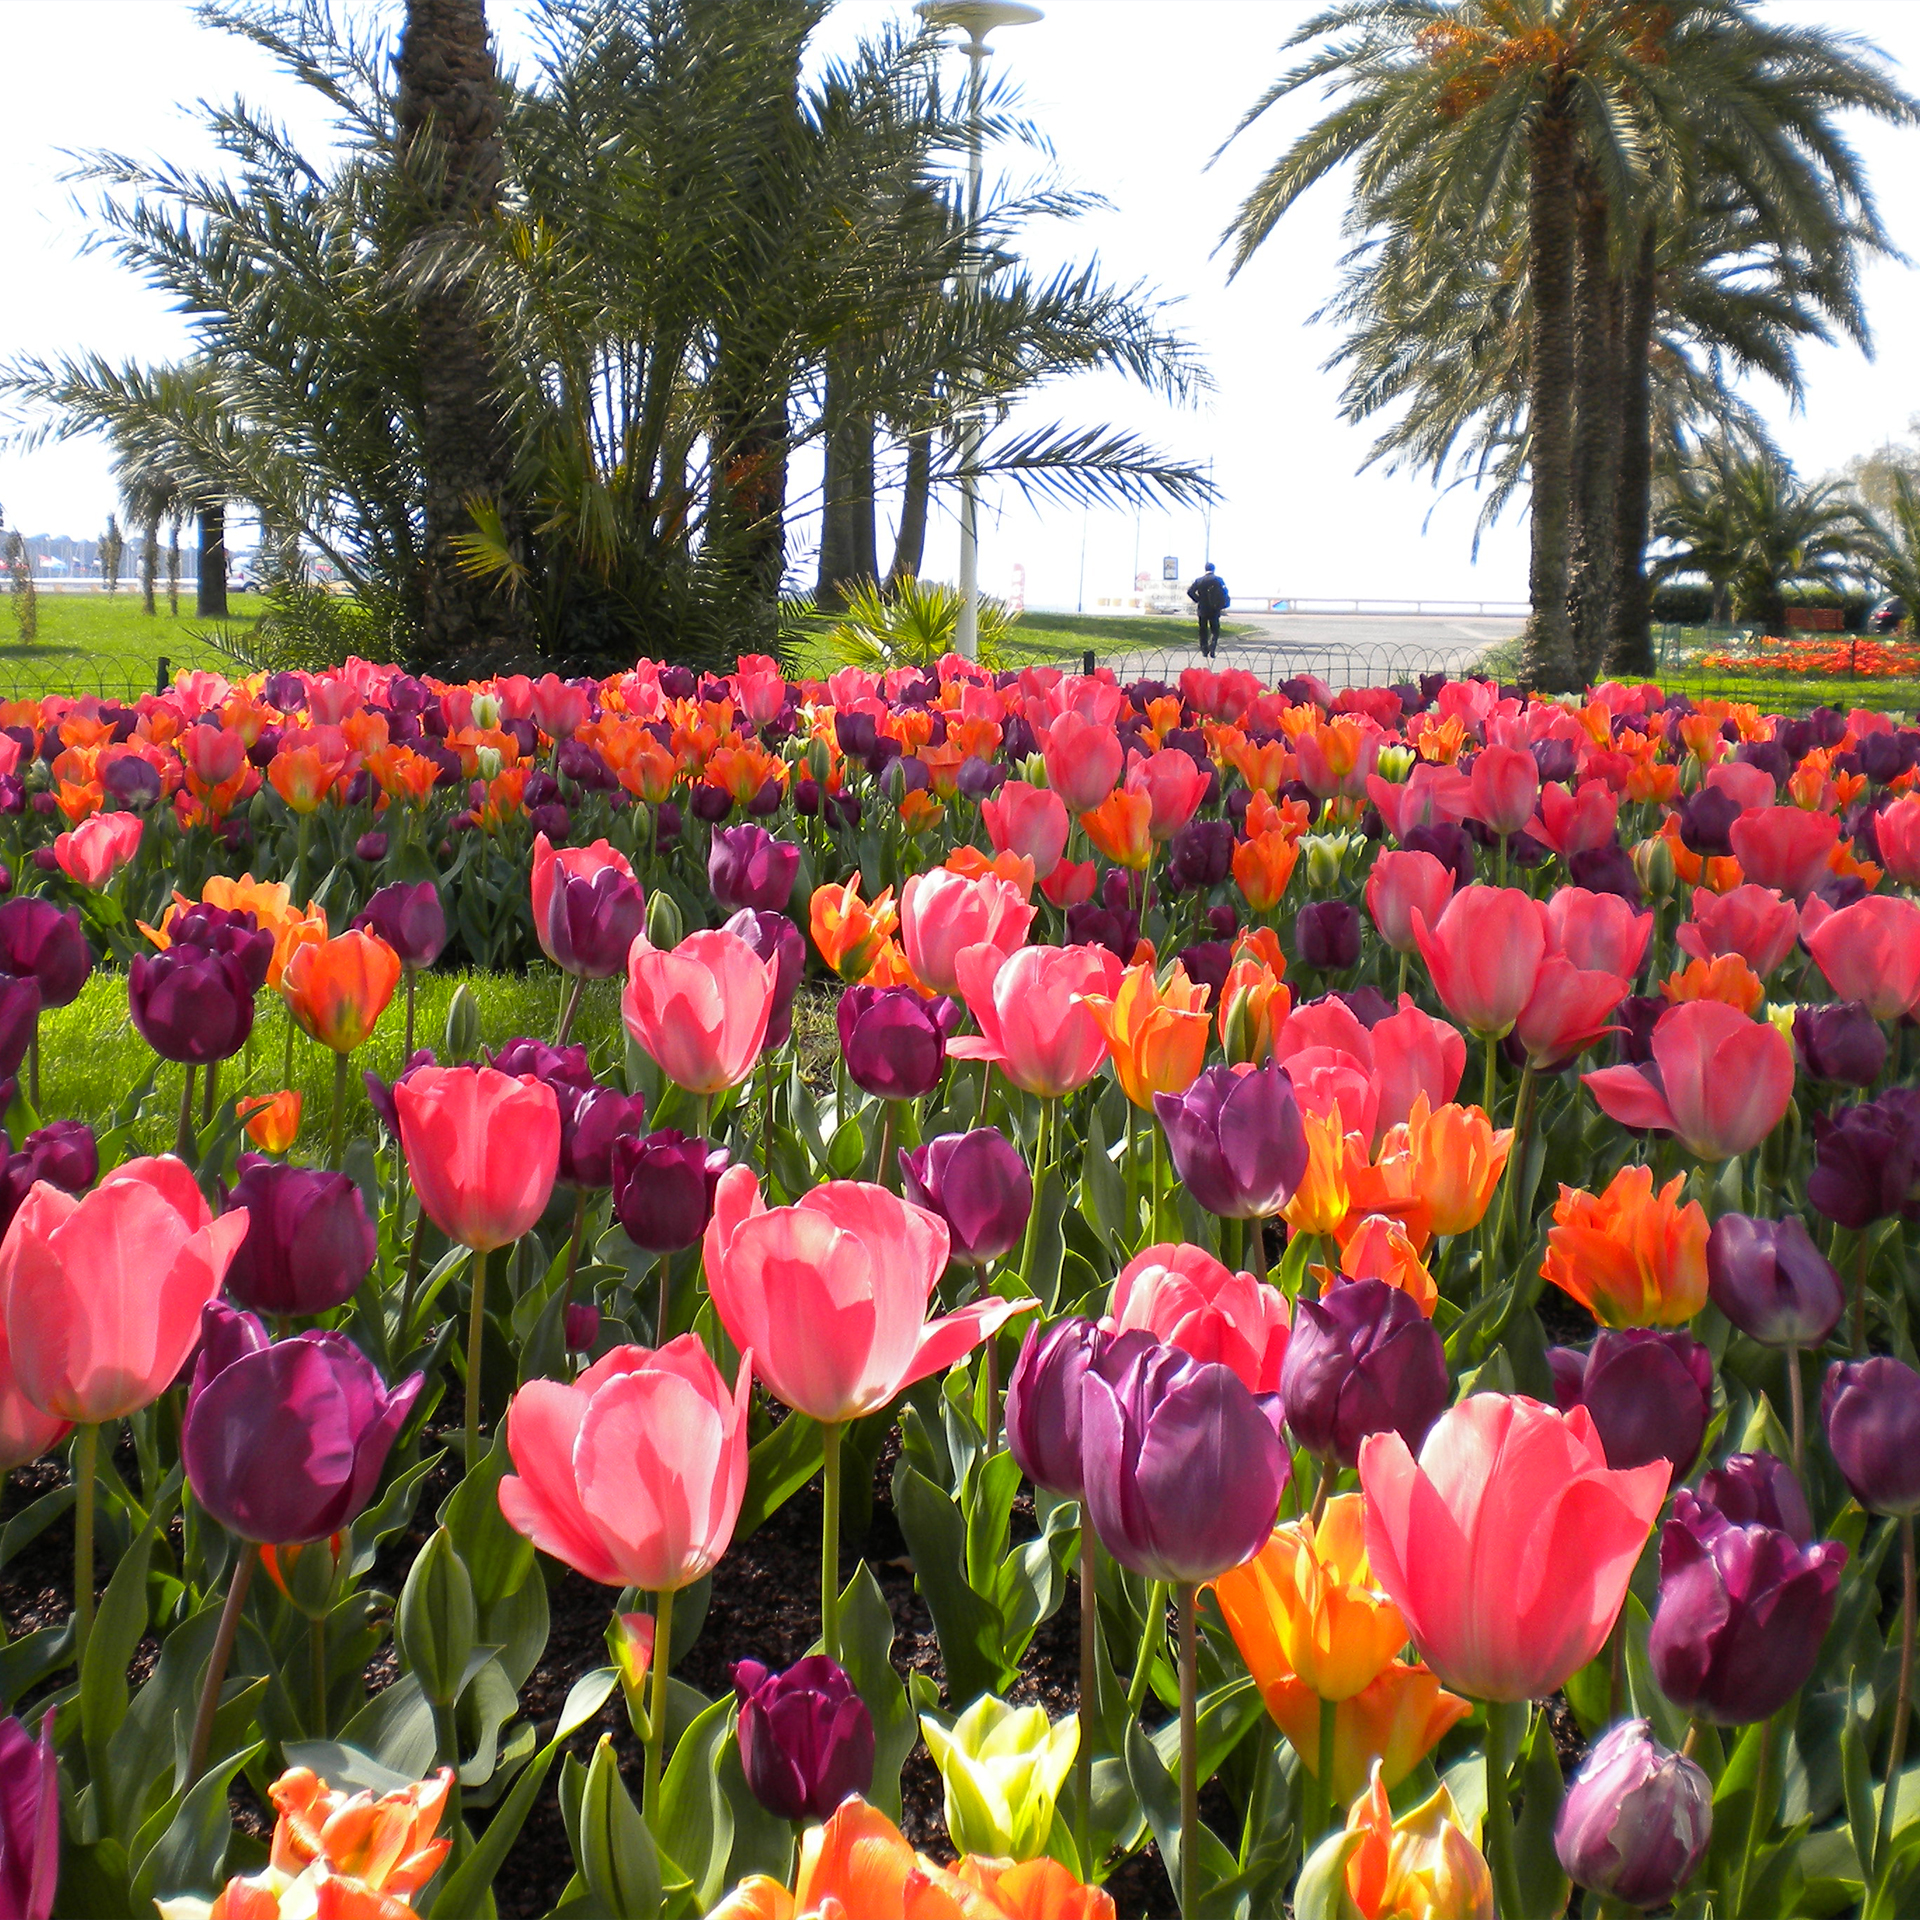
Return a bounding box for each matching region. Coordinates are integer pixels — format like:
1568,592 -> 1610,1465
1482,1699 -> 1526,1920
820,1421 -> 844,1663
876,1102 -> 900,1194
398,1204 -> 428,1351
327,1049 -> 350,1171
1395,951 -> 1408,1003
1127,1581 -> 1166,1714
1177,1582 -> 1199,1920
1854,1234 -> 1870,1357
1076,1530 -> 1097,1874
187,1540 -> 258,1784
201,1057 -> 219,1127
311,1614 -> 329,1738
1732,1711 -> 1777,1917
1481,1032 -> 1497,1122
464,1244 -> 492,1466
655,1254 -> 671,1348
1224,1214 -> 1244,1276
1875,1515 -> 1916,1878
177,1064 -> 197,1159
72,1423 -> 98,1658
404,966 -> 417,1058
553,973 -> 584,1048
1315,1695 -> 1336,1838
28,1030 -> 39,1111
1787,1346 -> 1806,1481
643,1585 -> 675,1825
1015,1099 -> 1054,1300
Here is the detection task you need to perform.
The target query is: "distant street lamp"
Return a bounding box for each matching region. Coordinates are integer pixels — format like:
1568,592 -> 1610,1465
916,0 -> 1042,658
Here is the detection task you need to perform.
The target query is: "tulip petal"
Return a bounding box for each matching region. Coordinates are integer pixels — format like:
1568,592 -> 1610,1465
1581,1065 -> 1677,1136
499,1380 -> 626,1586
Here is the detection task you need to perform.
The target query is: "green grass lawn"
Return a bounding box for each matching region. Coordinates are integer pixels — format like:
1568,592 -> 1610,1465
0,591 -> 263,700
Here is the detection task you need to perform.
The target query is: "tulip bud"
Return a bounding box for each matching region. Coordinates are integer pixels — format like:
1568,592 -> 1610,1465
645,889 -> 684,951
260,1534 -> 346,1621
443,982 -> 480,1062
1375,743 -> 1416,782
1555,1719 -> 1712,1910
1022,752 -> 1047,787
919,1695 -> 1078,1862
608,1611 -> 655,1724
1823,1356 -> 1920,1515
470,692 -> 502,731
733,1657 -> 876,1823
1631,835 -> 1676,900
1294,898 -> 1361,972
805,736 -> 832,785
1706,1213 -> 1844,1348
564,1302 -> 601,1353
1303,832 -> 1350,891
397,1528 -> 477,1709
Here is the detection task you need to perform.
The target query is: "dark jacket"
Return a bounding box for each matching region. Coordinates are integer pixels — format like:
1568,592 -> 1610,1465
1187,572 -> 1228,612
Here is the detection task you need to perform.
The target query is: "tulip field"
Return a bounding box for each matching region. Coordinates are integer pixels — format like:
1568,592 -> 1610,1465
5,656 -> 1920,1920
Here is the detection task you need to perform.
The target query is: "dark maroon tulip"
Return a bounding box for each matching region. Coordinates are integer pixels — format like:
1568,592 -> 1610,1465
1808,1093 -> 1920,1230
1568,843 -> 1643,904
1167,820 -> 1233,892
689,784 -> 731,824
709,824 -> 801,914
355,882 -> 448,970
1154,1063 -> 1307,1220
899,1129 -> 1031,1267
1677,785 -> 1742,858
1402,822 -> 1476,891
222,1161 -> 378,1318
1699,1451 -> 1812,1543
722,908 -> 804,1051
354,831 -> 389,862
182,1302 -> 422,1545
556,1083 -> 649,1189
543,862 -> 645,979
564,1302 -> 601,1353
0,897 -> 91,1007
1080,1337 -> 1289,1582
129,946 -> 254,1065
364,1048 -> 436,1135
837,986 -> 959,1101
1065,903 -> 1139,961
609,1129 -> 729,1254
0,1120 -> 98,1242
1280,1277 -> 1450,1470
0,1706 -> 56,1920
487,1037 -> 597,1092
1648,1487 -> 1847,1724
1555,1719 -> 1712,1911
1823,1356 -> 1920,1515
0,976 -> 39,1081
1174,941 -> 1233,1007
167,902 -> 274,994
1005,1318 -> 1136,1501
1552,1329 -> 1713,1474
732,1656 -> 876,1822
1793,1002 -> 1887,1088
1294,899 -> 1361,972
1706,1213 -> 1844,1348
104,755 -> 161,810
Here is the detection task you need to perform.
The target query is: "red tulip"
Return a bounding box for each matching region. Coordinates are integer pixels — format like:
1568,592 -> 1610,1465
1584,1000 -> 1794,1162
1879,794 -> 1920,888
1041,712 -> 1123,812
1805,894 -> 1920,1020
1468,744 -> 1539,838
1673,885 -> 1800,979
982,780 -> 1070,879
1727,805 -> 1839,901
1529,779 -> 1619,857
1411,886 -> 1545,1037
395,1065 -> 560,1252
1365,850 -> 1454,956
1126,749 -> 1210,840
623,927 -> 777,1095
1539,887 -> 1650,980
899,867 -> 1033,998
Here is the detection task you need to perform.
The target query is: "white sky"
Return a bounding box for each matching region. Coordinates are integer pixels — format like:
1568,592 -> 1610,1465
1,0 -> 1917,612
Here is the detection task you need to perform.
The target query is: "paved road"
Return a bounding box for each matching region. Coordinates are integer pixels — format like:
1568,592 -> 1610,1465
1088,610 -> 1522,689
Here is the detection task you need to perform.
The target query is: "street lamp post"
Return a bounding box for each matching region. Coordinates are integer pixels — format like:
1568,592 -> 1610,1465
917,0 -> 1042,659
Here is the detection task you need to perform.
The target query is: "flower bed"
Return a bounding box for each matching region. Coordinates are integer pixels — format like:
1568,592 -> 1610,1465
1698,636 -> 1920,678
1,651 -> 1919,1920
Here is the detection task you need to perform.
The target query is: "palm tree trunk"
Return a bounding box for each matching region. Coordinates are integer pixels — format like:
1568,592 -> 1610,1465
887,429 -> 932,587
140,521 -> 159,616
1518,100 -> 1580,693
1567,166 -> 1621,686
708,373 -> 791,606
815,344 -> 878,610
196,503 -> 229,619
397,0 -> 530,674
1605,216 -> 1659,678
166,523 -> 181,617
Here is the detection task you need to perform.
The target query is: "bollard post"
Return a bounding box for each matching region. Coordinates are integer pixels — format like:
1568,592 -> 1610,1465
156,655 -> 170,695
1082,649 -> 1095,677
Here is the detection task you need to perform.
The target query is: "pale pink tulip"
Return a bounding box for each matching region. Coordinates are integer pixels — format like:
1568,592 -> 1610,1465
899,868 -> 1033,998
396,1066 -> 560,1253
1673,885 -> 1800,979
947,942 -> 1123,1097
981,781 -> 1070,878
1411,886 -> 1545,1037
1805,895 -> 1920,1020
623,928 -> 777,1095
52,812 -> 144,889
1106,1243 -> 1290,1392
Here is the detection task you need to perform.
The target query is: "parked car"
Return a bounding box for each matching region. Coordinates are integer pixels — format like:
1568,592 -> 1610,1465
1871,596 -> 1908,635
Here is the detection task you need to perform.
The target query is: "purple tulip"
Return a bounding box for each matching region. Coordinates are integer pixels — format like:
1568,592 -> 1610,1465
354,831 -> 389,862
564,1302 -> 601,1353
0,1709 -> 56,1920
167,903 -> 274,994
609,1130 -> 729,1254
182,1302 -> 422,1545
690,784 -> 732,824
1065,903 -> 1139,961
899,1129 -> 1031,1267
1005,1318 -> 1133,1501
1808,1093 -> 1920,1230
0,897 -> 91,1007
550,1083 -> 644,1190
1280,1277 -> 1450,1470
732,1656 -> 876,1822
1554,1719 -> 1712,1910
355,882 -> 448,970
1648,1487 -> 1847,1724
837,986 -> 959,1101
487,1037 -> 597,1092
364,1048 -> 436,1135
1677,785 -> 1741,858
222,1161 -> 379,1318
1706,1213 -> 1844,1348
709,824 -> 801,914
1550,1329 -> 1713,1474
723,909 -> 804,1051
543,863 -> 645,979
1174,942 -> 1233,1007
0,976 -> 39,1081
129,946 -> 254,1065
1153,1063 -> 1307,1220
1793,1002 -> 1887,1088
1698,1451 -> 1812,1543
1823,1357 -> 1920,1516
17,1120 -> 95,1192
1294,899 -> 1361,972
1167,820 -> 1233,892
1080,1337 -> 1289,1582
104,755 -> 162,810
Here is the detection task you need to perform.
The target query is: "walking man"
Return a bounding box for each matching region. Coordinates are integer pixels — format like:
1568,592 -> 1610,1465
1187,561 -> 1228,658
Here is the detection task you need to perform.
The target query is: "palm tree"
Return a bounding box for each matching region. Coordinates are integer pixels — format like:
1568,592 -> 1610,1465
1862,471 -> 1920,629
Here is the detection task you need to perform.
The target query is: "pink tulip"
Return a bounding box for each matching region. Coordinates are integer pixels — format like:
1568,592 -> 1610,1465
1805,895 -> 1920,1020
0,1313 -> 69,1471
702,1169 -> 1031,1424
1361,1393 -> 1669,1701
623,928 -> 777,1095
1705,759 -> 1776,812
52,812 -> 144,889
181,723 -> 247,788
948,942 -> 1123,1097
981,780 -> 1070,878
1275,997 -> 1372,1068
1512,959 -> 1631,1069
1528,779 -> 1619,857
531,673 -> 591,740
0,1157 -> 247,1423
1371,999 -> 1467,1136
1539,887 -> 1651,980
1673,885 -> 1800,979
1728,806 -> 1839,901
1106,1243 -> 1290,1392
1584,1000 -> 1794,1163
395,1066 -> 560,1252
1366,763 -> 1472,840
498,1335 -> 749,1591
1469,744 -> 1540,838
1411,886 -> 1545,1037
1040,711 -> 1123,812
1879,794 -> 1920,888
899,868 -> 1033,998
1366,850 -> 1455,955
1126,749 -> 1210,840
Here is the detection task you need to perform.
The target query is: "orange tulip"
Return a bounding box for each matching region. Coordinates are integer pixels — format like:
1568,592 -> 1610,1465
955,1857 -> 1116,1920
1324,1214 -> 1437,1314
1267,1663 -> 1473,1806
810,875 -> 898,980
945,846 -> 1038,898
280,931 -> 401,1054
1079,959 -> 1211,1109
1282,1106 -> 1358,1237
238,1090 -> 302,1154
1217,954 -> 1291,1065
1543,1164 -> 1710,1327
1078,787 -> 1154,870
1661,951 -> 1765,1014
1233,830 -> 1300,913
1399,1095 -> 1512,1238
267,742 -> 343,813
268,1764 -> 453,1896
1342,1762 -> 1494,1920
792,1797 -> 1009,1919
